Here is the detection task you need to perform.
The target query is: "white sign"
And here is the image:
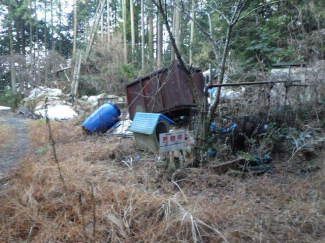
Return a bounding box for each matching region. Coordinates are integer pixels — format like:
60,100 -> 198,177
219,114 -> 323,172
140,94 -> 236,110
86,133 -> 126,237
159,130 -> 185,153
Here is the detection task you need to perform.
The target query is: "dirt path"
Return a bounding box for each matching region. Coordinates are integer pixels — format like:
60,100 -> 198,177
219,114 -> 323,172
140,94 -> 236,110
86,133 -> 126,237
0,110 -> 29,186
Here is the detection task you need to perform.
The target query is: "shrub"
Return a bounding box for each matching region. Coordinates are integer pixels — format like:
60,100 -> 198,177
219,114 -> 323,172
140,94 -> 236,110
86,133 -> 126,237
0,87 -> 21,108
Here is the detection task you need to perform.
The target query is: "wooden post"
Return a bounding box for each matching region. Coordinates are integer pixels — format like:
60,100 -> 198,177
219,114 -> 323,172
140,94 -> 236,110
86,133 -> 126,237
209,63 -> 213,86
71,52 -> 82,96
170,151 -> 175,165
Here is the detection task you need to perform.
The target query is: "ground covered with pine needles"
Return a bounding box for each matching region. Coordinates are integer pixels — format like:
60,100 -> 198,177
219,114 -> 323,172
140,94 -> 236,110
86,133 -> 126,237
0,119 -> 324,242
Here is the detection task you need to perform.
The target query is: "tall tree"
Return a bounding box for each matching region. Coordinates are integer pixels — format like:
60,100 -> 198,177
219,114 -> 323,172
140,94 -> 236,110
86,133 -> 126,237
84,0 -> 106,63
189,0 -> 195,65
207,0 -> 257,125
72,0 -> 77,60
153,0 -> 202,163
157,8 -> 163,67
50,0 -> 54,52
174,0 -> 181,54
35,0 -> 40,83
122,0 -> 127,63
8,2 -> 16,93
107,0 -> 110,40
29,0 -> 34,77
141,0 -> 144,68
148,1 -> 154,59
101,4 -> 104,40
44,0 -> 47,52
58,0 -> 62,53
130,0 -> 135,60
170,4 -> 175,61
44,0 -> 48,83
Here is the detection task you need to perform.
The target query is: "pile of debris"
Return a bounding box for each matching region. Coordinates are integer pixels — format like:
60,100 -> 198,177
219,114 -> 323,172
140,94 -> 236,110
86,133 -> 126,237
19,86 -> 127,121
0,106 -> 11,111
18,60 -> 324,178
20,86 -> 77,120
81,94 -> 126,108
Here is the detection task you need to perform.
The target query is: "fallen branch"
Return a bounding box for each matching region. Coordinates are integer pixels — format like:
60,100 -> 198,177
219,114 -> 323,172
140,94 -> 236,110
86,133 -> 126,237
56,66 -> 71,74
90,182 -> 96,243
79,193 -> 88,243
57,65 -> 71,82
45,97 -> 67,190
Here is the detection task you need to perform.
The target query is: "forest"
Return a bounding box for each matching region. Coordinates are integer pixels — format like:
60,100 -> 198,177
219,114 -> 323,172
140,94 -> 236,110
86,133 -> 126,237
0,0 -> 324,98
0,0 -> 325,242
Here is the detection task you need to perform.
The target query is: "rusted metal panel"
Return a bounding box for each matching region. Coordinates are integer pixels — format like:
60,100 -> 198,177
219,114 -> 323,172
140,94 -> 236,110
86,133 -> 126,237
126,60 -> 205,120
142,76 -> 164,113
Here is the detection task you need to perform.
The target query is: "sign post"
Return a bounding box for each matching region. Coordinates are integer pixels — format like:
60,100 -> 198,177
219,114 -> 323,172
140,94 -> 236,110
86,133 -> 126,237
159,130 -> 185,153
159,130 -> 186,168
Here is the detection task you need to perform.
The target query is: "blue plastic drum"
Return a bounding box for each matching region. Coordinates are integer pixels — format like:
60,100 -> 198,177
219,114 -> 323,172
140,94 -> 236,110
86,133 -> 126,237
82,102 -> 120,133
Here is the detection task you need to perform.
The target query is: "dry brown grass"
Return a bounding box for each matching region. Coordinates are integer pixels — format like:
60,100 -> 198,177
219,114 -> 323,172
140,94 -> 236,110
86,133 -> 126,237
0,123 -> 15,150
0,120 -> 324,242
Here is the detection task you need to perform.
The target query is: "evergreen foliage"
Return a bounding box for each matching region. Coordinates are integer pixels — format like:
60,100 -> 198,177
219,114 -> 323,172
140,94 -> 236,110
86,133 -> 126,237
0,0 -> 324,95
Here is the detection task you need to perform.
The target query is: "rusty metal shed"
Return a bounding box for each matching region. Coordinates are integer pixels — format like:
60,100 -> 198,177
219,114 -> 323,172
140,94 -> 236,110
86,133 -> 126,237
125,60 -> 205,120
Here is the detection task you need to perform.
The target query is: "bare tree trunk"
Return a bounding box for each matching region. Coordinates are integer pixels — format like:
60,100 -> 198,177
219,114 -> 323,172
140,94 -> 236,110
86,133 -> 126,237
175,0 -> 181,53
107,0 -> 111,40
58,0 -> 62,53
157,9 -> 163,67
72,0 -> 77,60
207,0 -> 250,126
30,0 -> 34,79
130,0 -> 135,60
153,0 -> 199,105
170,6 -> 176,61
51,0 -> 54,52
141,0 -> 145,69
35,0 -> 40,84
122,0 -> 127,63
85,0 -> 106,63
148,2 -> 154,59
44,0 -> 48,84
9,20 -> 16,93
153,0 -> 202,164
101,7 -> 104,40
15,18 -> 21,55
113,0 -> 117,29
18,62 -> 24,93
21,17 -> 26,55
189,0 -> 195,65
71,52 -> 82,96
208,26 -> 232,124
19,17 -> 25,93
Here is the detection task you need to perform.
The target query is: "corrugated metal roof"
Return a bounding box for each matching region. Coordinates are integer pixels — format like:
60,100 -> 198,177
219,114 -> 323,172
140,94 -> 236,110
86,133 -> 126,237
129,112 -> 175,135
